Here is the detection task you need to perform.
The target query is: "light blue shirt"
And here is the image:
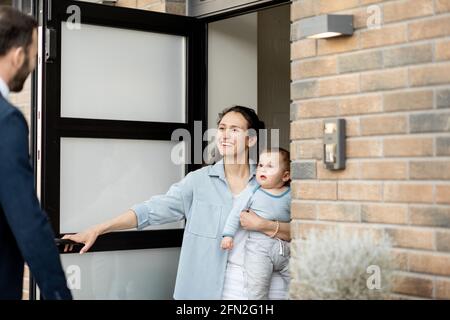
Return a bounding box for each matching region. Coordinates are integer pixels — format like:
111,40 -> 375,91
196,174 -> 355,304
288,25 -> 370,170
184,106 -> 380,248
222,185 -> 291,238
0,77 -> 10,99
131,159 -> 258,299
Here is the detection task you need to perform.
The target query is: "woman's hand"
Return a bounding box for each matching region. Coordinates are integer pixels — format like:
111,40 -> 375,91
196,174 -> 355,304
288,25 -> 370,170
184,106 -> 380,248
62,227 -> 101,254
240,209 -> 291,241
239,209 -> 265,231
61,210 -> 138,254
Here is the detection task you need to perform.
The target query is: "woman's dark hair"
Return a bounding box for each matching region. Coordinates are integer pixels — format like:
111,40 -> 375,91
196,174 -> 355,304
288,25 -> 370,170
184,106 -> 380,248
217,105 -> 265,135
214,106 -> 265,164
0,6 -> 38,57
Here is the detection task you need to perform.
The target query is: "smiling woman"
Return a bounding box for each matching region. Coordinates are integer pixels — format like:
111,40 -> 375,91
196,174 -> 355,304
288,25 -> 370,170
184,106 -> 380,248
63,106 -> 291,300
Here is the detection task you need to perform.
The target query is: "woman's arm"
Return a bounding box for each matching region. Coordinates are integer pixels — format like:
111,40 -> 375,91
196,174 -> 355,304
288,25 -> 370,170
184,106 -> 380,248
239,210 -> 291,241
63,171 -> 196,254
63,210 -> 137,254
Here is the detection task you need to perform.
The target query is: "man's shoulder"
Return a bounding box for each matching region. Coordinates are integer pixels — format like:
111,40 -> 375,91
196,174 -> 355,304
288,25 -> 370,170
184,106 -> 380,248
0,97 -> 26,131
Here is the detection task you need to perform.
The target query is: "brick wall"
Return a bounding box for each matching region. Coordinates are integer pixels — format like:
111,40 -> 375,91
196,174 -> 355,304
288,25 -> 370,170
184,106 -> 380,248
290,0 -> 450,300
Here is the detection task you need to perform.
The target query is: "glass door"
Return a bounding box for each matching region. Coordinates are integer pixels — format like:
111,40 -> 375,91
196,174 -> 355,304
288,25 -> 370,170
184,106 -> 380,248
36,0 -> 206,299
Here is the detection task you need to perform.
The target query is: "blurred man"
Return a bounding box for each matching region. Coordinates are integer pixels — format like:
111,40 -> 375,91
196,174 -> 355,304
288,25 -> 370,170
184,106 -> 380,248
0,6 -> 72,300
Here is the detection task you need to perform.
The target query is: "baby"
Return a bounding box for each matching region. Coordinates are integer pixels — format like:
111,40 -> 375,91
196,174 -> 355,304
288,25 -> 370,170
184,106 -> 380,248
221,148 -> 291,300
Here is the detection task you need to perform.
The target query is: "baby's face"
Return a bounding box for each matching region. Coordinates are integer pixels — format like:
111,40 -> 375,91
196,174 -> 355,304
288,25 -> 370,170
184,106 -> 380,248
256,152 -> 289,189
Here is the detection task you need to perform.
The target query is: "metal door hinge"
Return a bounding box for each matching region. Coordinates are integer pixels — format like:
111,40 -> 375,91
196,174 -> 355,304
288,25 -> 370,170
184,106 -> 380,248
45,27 -> 56,63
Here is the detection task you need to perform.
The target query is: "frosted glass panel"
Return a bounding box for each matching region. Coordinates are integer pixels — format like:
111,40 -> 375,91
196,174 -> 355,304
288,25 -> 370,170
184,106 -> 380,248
61,22 -> 186,123
61,247 -> 180,299
60,138 -> 186,233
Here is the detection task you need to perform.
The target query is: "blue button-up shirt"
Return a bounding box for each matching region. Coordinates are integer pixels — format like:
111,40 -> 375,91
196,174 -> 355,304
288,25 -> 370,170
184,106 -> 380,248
131,159 -> 257,299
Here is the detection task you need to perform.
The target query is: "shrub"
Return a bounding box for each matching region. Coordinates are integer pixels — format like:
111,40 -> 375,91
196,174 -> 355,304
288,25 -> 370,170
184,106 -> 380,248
290,227 -> 394,300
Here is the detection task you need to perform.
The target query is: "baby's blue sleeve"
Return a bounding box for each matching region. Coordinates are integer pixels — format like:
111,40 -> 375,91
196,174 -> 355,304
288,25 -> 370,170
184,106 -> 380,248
222,185 -> 258,238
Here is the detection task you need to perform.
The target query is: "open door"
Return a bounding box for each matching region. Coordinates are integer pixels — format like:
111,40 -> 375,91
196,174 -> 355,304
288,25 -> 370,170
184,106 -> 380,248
36,0 -> 206,299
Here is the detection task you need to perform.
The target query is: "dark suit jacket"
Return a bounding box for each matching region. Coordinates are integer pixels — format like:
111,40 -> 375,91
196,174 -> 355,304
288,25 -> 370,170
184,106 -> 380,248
0,93 -> 72,300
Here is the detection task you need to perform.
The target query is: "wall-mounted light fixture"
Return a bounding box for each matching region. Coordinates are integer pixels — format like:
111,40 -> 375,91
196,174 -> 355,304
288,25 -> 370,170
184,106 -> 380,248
300,14 -> 353,39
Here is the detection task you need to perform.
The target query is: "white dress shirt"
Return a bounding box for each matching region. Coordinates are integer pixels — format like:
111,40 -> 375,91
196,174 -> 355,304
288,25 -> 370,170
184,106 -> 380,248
0,76 -> 10,99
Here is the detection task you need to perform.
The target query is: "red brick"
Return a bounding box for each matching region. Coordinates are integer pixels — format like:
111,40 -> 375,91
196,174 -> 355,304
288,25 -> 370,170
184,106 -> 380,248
361,204 -> 408,225
291,201 -> 317,220
291,39 -> 317,60
345,118 -> 360,137
383,90 -> 433,112
391,249 -> 409,271
383,0 -> 433,23
291,0 -> 318,21
338,182 -> 382,201
384,183 -> 434,203
361,69 -> 408,92
317,203 -> 361,222
436,185 -> 450,204
436,279 -> 450,299
385,227 -> 434,250
436,0 -> 450,13
360,161 -> 408,180
436,231 -> 450,253
291,140 -> 323,160
319,0 -> 359,13
361,24 -> 407,49
410,161 -> 450,180
292,181 -> 337,200
409,206 -> 450,228
410,63 -> 450,87
317,74 -> 360,97
292,56 -> 337,80
317,161 -> 360,179
436,40 -> 450,61
409,252 -> 450,277
347,139 -> 383,158
383,137 -> 433,157
338,95 -> 382,116
408,16 -> 450,41
293,99 -> 338,119
360,115 -> 407,136
317,36 -> 360,55
392,274 -> 433,298
291,120 -> 324,140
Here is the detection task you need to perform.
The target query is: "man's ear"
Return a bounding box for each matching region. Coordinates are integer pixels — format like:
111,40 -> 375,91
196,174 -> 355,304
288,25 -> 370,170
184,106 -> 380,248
248,135 -> 257,148
10,47 -> 25,69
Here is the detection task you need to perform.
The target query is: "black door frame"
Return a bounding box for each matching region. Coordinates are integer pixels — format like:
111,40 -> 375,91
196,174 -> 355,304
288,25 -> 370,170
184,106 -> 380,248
38,0 -> 206,254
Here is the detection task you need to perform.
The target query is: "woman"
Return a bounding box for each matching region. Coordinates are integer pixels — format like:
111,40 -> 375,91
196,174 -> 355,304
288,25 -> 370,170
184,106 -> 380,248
63,106 -> 291,299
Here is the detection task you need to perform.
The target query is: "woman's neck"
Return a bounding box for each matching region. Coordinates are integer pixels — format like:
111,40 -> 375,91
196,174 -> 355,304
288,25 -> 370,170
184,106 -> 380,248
224,159 -> 250,179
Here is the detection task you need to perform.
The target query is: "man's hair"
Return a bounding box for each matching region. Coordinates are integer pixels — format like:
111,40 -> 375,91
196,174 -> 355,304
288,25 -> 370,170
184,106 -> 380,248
261,147 -> 291,171
0,6 -> 37,57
